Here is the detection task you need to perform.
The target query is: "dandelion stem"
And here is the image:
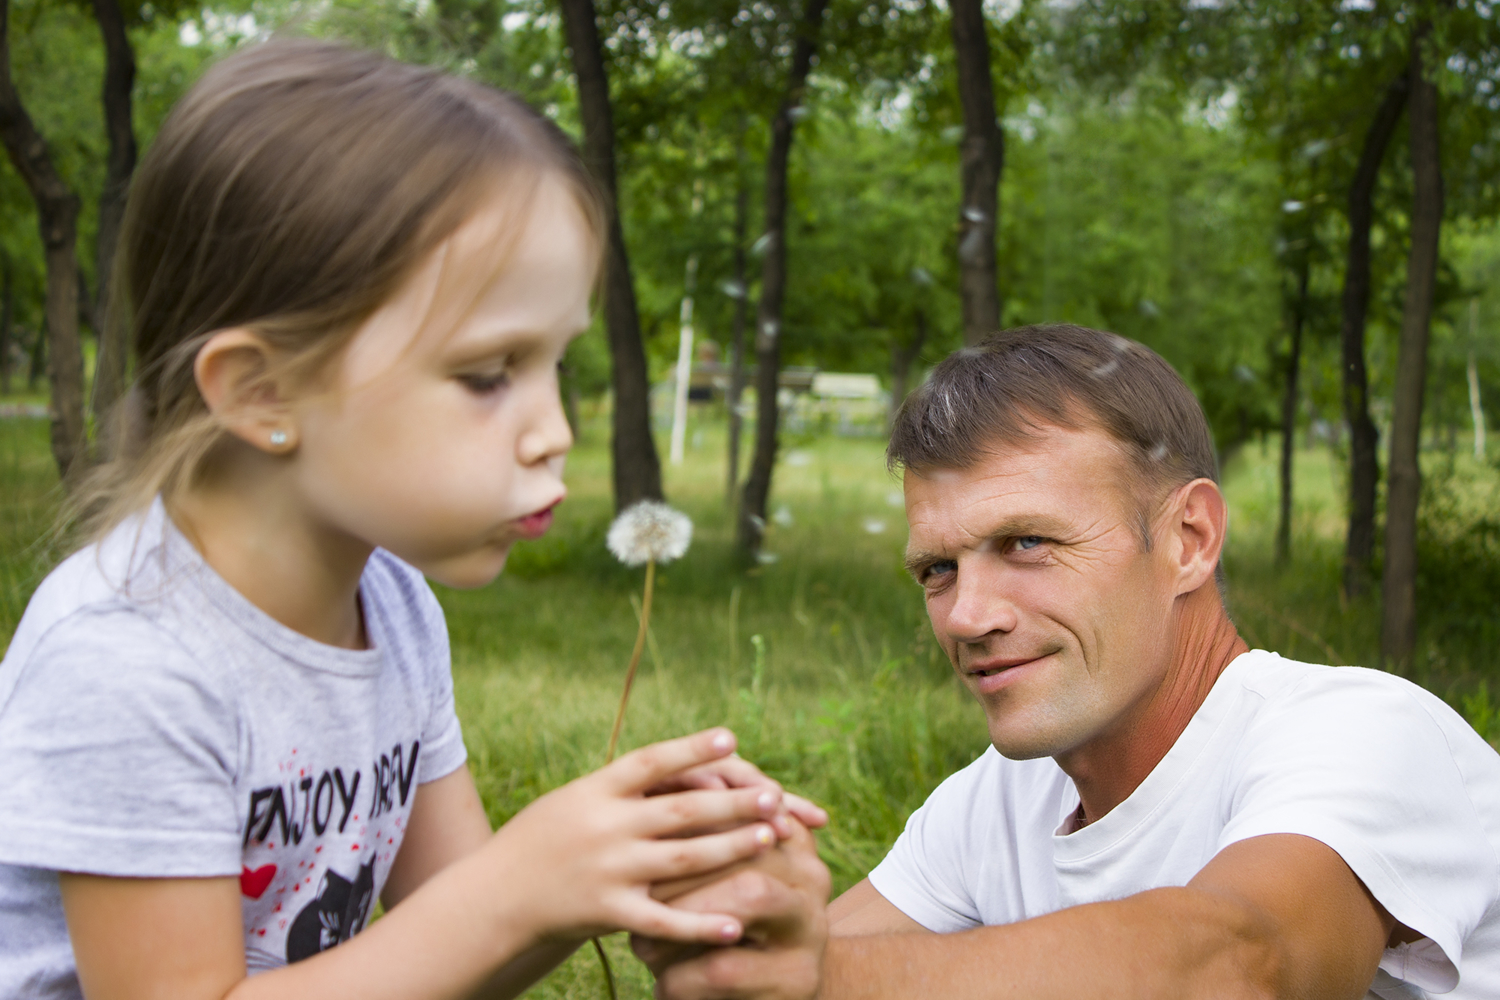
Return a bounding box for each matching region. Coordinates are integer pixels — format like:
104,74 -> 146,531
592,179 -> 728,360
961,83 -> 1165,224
590,937 -> 618,1000
607,558 -> 656,762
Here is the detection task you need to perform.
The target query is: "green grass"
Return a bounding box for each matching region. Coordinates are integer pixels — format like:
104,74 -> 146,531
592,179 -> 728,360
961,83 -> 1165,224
2,406 -> 1497,997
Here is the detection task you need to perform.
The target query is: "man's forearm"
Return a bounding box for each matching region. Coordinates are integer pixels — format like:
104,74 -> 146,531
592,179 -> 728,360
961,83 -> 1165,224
823,888 -> 1288,1000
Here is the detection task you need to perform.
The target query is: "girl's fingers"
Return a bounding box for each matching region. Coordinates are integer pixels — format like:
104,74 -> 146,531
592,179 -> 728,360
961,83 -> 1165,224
646,756 -> 773,796
639,821 -> 776,882
618,898 -> 746,946
605,729 -> 738,794
637,786 -> 782,838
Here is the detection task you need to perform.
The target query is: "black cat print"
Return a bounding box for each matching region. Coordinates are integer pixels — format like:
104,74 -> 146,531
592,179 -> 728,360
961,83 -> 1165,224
239,741 -> 420,962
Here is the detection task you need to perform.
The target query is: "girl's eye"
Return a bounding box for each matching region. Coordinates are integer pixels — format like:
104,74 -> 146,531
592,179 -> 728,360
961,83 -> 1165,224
1014,536 -> 1044,551
459,369 -> 511,394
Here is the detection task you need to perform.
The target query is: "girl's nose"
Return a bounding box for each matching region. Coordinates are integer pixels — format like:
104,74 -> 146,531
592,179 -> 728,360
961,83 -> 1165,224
517,381 -> 573,466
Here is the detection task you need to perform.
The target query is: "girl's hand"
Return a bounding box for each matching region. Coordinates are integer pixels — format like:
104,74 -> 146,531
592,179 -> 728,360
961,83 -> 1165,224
644,755 -> 829,840
485,728 -> 784,946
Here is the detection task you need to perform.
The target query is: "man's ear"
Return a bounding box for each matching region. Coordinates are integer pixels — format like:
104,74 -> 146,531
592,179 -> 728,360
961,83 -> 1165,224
193,329 -> 298,454
1167,478 -> 1228,597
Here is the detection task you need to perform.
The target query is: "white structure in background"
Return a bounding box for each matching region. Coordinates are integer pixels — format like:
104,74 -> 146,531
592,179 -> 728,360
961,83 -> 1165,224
811,372 -> 882,399
1470,299 -> 1487,461
669,255 -> 698,465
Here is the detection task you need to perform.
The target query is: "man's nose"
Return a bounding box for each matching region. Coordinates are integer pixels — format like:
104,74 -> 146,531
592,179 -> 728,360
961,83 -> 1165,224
943,559 -> 1019,643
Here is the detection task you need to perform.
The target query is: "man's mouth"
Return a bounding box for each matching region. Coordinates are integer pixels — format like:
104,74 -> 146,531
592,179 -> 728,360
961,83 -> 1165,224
967,655 -> 1044,680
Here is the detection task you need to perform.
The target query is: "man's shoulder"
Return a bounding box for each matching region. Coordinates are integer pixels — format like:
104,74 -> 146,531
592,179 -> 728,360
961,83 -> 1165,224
1215,650 -> 1500,808
1225,649 -> 1474,734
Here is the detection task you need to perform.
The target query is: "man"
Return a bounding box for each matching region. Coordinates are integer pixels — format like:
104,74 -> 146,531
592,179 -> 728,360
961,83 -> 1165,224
639,324 -> 1500,1000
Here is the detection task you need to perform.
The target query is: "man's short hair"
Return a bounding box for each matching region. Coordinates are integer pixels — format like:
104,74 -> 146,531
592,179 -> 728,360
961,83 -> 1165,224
887,324 -> 1219,550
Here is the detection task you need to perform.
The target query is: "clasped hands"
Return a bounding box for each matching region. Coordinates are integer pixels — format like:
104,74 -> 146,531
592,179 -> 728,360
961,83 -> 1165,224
634,746 -> 833,1000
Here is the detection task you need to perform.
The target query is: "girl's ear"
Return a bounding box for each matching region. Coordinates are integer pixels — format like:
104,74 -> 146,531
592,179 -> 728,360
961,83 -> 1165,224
193,329 -> 298,454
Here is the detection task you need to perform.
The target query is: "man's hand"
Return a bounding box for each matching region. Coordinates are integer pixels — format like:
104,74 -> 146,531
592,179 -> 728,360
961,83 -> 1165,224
645,755 -> 829,842
632,819 -> 831,1000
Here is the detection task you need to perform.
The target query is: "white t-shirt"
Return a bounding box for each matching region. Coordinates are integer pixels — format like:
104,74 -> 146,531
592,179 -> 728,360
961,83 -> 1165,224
868,650 -> 1500,999
0,500 -> 469,997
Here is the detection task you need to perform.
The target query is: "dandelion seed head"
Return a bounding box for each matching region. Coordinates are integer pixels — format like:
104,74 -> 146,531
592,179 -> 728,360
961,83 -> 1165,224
607,501 -> 693,566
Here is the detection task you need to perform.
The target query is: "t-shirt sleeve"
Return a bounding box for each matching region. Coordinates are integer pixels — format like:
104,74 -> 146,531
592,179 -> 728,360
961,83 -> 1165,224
1219,670 -> 1500,995
0,607 -> 243,877
867,758 -> 990,933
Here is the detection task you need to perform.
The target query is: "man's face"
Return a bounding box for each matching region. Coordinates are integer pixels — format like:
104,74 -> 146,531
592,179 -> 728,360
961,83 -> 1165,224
903,423 -> 1181,761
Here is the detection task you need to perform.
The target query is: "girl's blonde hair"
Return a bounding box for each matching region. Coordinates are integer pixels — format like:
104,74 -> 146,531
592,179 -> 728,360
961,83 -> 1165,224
74,38 -> 604,542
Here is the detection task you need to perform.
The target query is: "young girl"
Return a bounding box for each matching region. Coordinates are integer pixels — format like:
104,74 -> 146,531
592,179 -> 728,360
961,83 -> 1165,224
0,39 -> 823,999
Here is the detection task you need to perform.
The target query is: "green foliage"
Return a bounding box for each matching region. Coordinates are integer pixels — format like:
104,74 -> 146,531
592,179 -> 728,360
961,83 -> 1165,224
1,0 -> 208,352
1000,87 -> 1283,451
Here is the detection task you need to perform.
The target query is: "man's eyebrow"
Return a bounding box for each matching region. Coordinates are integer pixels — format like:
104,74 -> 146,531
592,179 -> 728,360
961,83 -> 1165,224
903,550 -> 947,577
903,514 -> 1079,576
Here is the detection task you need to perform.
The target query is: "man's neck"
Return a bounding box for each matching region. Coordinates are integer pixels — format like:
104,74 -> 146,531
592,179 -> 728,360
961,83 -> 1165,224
1057,586 -> 1249,825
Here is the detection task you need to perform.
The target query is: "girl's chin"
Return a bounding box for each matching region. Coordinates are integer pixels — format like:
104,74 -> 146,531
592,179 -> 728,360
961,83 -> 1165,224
418,545 -> 512,590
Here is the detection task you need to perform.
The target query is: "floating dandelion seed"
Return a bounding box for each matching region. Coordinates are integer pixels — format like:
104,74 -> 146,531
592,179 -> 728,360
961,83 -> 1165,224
604,502 -> 692,762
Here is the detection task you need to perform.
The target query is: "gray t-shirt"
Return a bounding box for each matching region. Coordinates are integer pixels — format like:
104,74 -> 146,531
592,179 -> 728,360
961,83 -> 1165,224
0,500 -> 468,997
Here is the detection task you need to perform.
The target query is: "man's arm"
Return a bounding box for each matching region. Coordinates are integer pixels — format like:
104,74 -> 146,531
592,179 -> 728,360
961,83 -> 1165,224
822,834 -> 1393,1000
826,879 -> 925,937
647,833 -> 1397,1000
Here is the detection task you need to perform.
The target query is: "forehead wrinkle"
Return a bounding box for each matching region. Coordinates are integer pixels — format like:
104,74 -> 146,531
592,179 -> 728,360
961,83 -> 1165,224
905,426 -> 1142,560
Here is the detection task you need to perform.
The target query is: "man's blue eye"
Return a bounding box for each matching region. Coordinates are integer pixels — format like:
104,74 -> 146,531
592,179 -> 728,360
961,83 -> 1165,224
921,560 -> 957,583
1015,536 -> 1044,551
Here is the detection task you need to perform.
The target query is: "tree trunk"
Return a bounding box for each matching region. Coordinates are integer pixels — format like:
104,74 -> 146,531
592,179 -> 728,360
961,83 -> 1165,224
890,308 -> 927,427
1340,70 -> 1407,599
89,0 -> 136,442
725,149 -> 750,509
76,265 -> 94,333
1381,38 -> 1443,672
556,0 -> 663,512
559,362 -> 581,437
737,0 -> 828,560
950,0 -> 1004,345
0,0 -> 86,480
0,250 -> 11,395
27,318 -> 45,389
1276,257 -> 1308,568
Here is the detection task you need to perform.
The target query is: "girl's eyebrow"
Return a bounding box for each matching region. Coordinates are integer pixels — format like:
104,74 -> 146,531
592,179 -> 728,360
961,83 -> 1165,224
442,327 -> 537,365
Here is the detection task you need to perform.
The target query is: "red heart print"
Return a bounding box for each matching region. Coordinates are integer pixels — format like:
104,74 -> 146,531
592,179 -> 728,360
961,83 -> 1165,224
240,864 -> 276,899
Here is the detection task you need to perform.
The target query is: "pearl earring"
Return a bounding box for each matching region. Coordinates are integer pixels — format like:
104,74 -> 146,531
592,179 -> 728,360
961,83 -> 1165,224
270,430 -> 288,447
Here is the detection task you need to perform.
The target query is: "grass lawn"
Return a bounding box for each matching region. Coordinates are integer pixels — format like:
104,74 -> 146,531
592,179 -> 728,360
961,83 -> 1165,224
2,404 -> 1497,997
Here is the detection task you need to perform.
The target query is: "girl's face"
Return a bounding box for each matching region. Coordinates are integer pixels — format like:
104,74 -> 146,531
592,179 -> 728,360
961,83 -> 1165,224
290,175 -> 595,588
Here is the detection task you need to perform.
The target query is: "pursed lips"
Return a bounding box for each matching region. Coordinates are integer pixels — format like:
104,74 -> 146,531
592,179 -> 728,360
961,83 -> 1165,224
513,497 -> 563,539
